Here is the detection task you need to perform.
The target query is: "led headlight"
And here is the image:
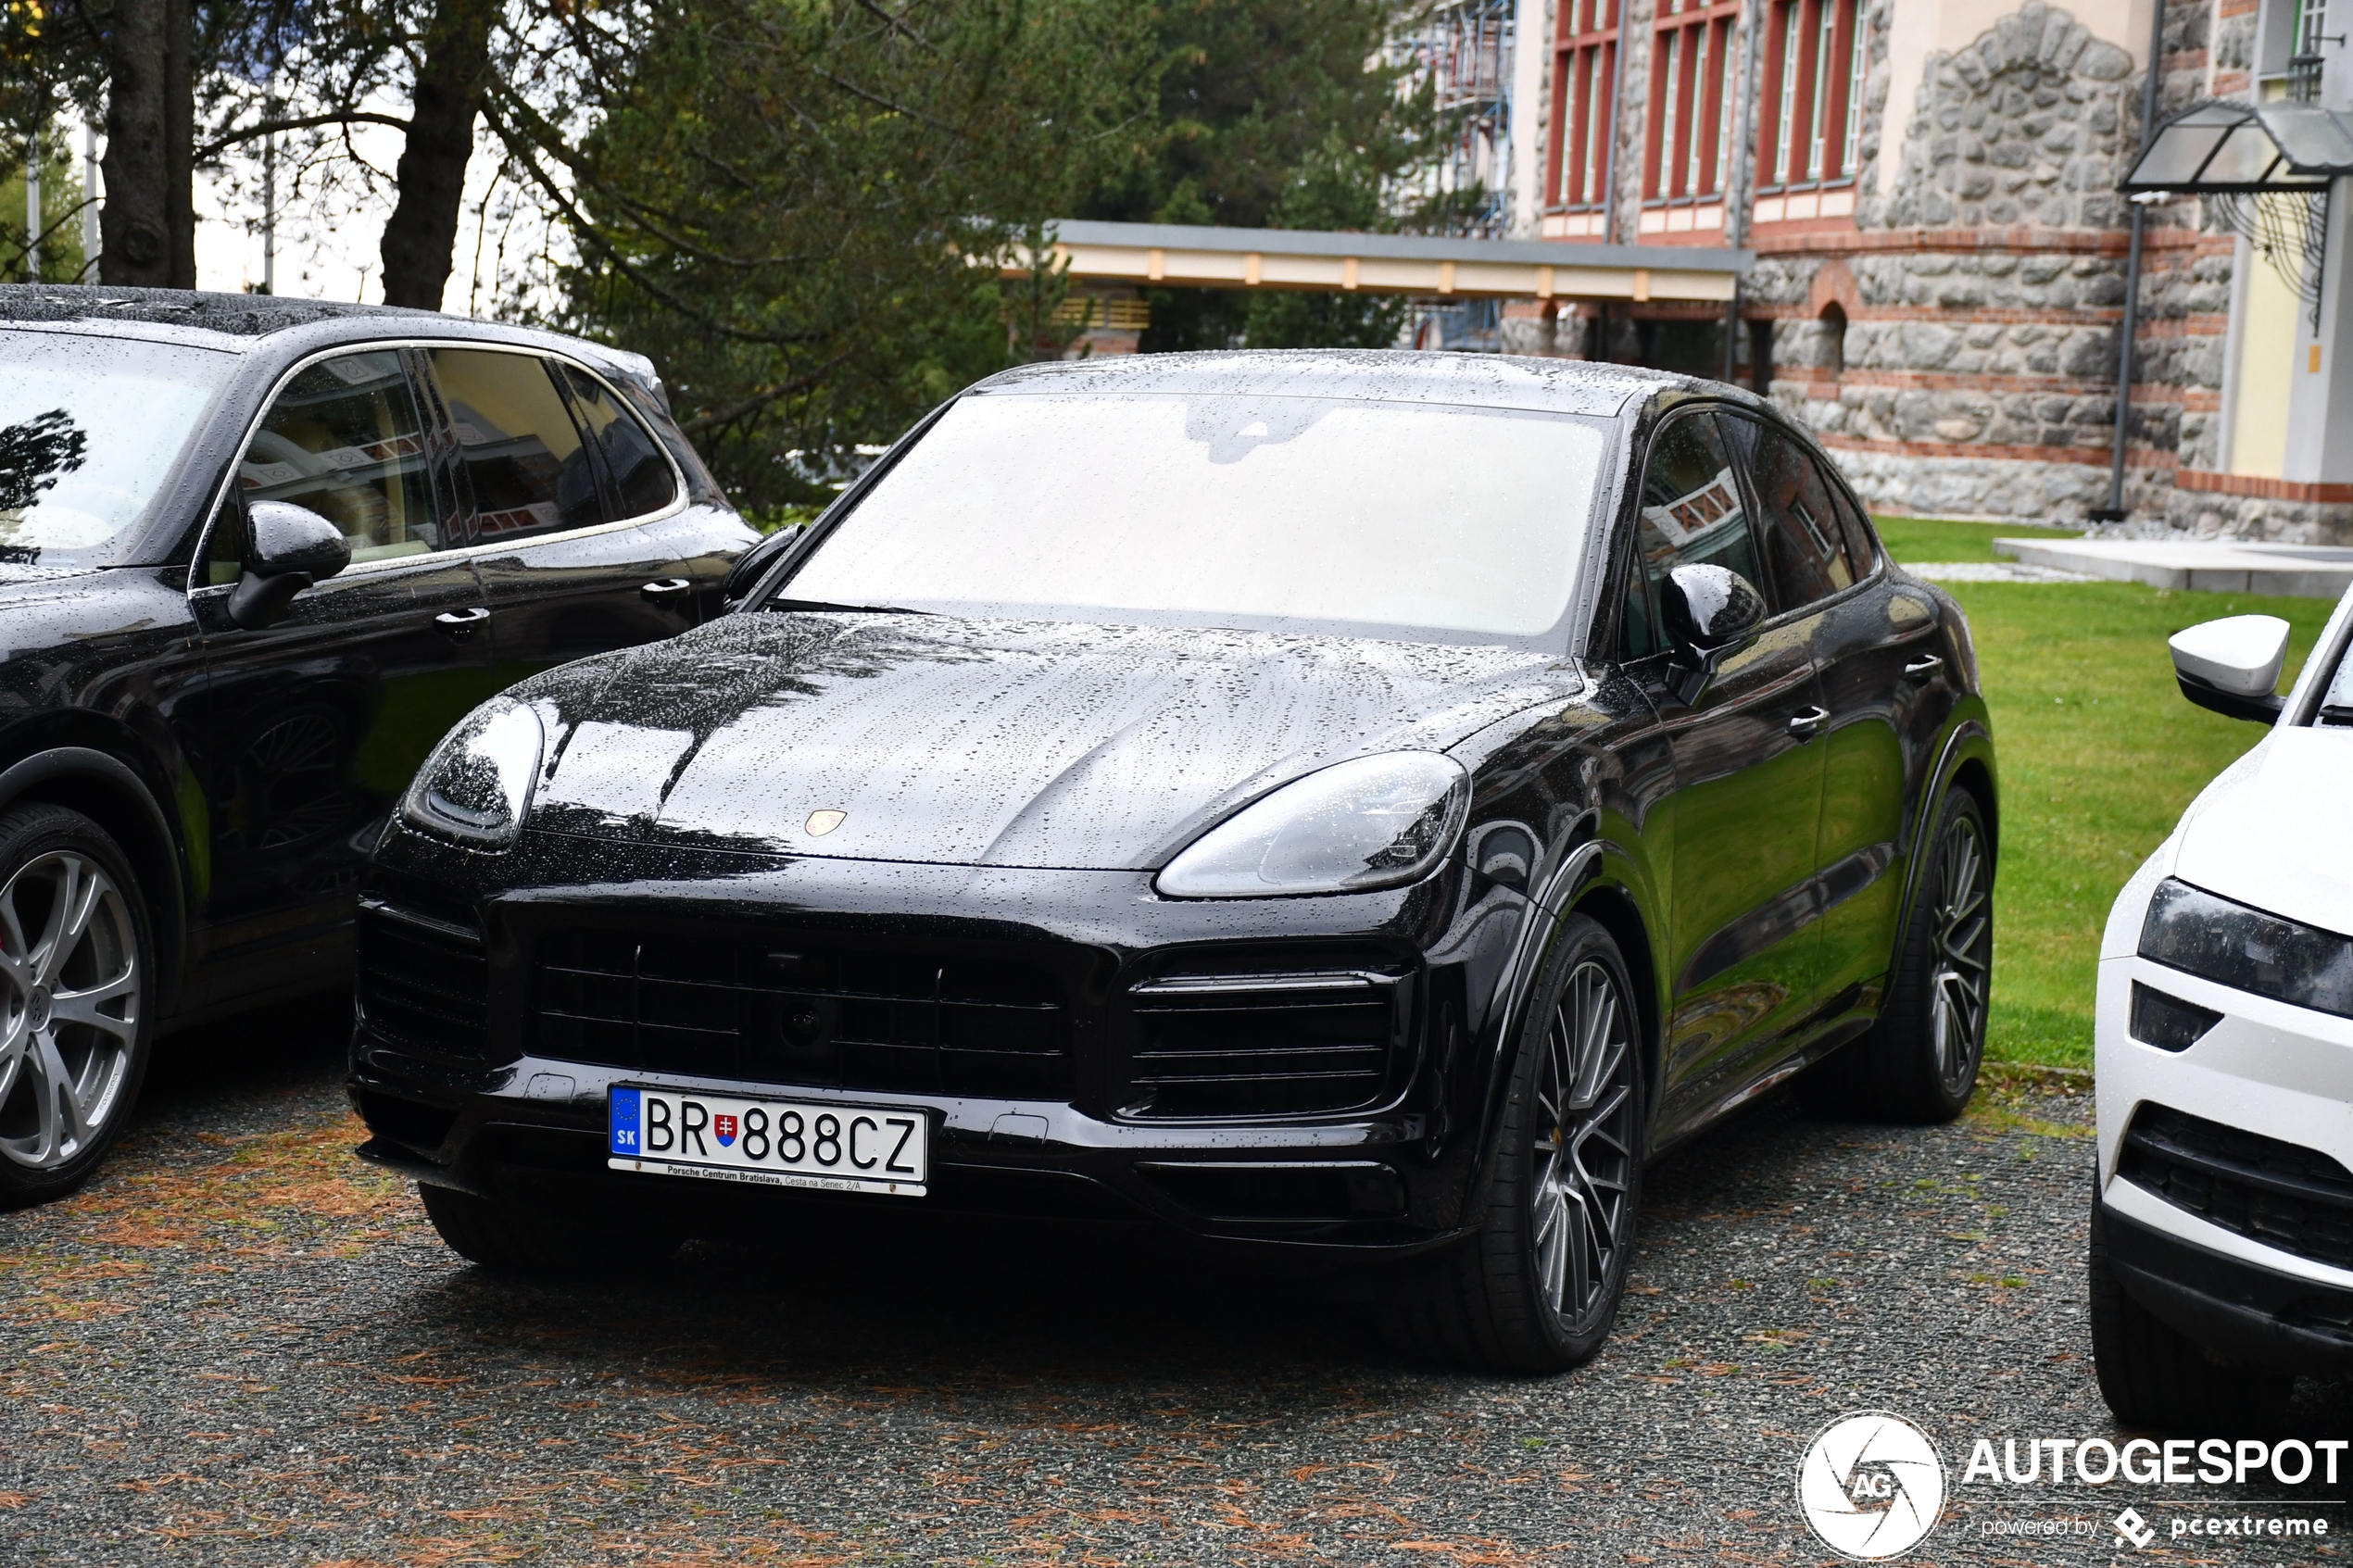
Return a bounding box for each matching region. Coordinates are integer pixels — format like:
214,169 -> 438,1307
400,696 -> 546,848
2138,877 -> 2353,1020
1155,752 -> 1470,899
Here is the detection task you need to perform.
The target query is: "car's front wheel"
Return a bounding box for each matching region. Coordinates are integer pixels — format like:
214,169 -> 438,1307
1388,914 -> 1644,1374
0,805 -> 154,1209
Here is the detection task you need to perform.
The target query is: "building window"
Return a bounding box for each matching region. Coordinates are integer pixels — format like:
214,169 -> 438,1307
1550,0 -> 1619,211
1757,0 -> 1863,190
1645,0 -> 1739,204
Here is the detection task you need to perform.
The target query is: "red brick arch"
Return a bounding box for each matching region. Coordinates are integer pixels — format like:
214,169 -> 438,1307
1807,259 -> 1863,320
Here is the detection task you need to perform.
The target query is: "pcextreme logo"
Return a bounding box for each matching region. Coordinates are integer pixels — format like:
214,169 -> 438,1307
1795,1411 -> 1949,1560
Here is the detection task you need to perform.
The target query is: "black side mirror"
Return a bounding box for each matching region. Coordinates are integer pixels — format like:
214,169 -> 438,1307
227,501 -> 352,630
1662,562 -> 1766,662
722,522 -> 806,609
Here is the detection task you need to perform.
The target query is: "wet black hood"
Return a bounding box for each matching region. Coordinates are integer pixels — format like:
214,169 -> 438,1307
516,610 -> 1582,869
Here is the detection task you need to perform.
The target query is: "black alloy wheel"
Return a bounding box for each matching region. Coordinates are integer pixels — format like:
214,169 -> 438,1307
0,806 -> 154,1208
1388,914 -> 1644,1374
1802,787 -> 1993,1123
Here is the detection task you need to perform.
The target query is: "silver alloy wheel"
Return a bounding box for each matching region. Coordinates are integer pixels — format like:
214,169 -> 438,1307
1929,814 -> 1992,1096
1530,960 -> 1637,1328
0,851 -> 141,1170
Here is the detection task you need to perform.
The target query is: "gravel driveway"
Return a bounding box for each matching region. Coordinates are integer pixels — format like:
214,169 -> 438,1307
5,996 -> 2346,1565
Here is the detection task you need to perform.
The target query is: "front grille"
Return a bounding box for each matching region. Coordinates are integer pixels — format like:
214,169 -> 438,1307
356,893 -> 488,1057
1118,952 -> 1411,1120
533,931 -> 1072,1098
2119,1103 -> 2353,1270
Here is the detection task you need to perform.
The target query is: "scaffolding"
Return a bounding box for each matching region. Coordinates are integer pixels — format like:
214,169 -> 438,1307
1395,0 -> 1516,240
1392,0 -> 1518,349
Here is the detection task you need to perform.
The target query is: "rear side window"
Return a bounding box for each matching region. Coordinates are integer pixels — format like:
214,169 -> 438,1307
1743,421 -> 1859,610
1620,410 -> 1762,659
554,365 -> 678,519
237,349 -> 443,568
426,348 -> 602,541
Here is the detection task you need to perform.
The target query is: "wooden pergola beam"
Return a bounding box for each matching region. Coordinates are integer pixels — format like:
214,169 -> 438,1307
1003,220 -> 1750,305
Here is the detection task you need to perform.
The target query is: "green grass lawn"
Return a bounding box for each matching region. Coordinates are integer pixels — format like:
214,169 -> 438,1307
1874,515 -> 2083,563
1872,524 -> 2337,1067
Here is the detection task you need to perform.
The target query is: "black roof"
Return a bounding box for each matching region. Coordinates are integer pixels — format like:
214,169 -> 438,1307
0,283 -> 435,337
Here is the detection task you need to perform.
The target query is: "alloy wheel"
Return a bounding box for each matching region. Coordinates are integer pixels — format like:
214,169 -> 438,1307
1530,960 -> 1638,1331
1929,815 -> 1991,1097
0,851 -> 142,1170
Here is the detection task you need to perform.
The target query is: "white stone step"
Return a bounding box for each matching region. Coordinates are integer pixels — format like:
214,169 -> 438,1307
1991,537 -> 2353,598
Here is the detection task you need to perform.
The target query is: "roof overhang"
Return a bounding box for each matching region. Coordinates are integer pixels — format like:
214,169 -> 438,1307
2120,100 -> 2353,194
1002,220 -> 1751,304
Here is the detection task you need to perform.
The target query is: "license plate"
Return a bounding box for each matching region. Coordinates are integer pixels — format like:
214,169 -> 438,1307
607,1086 -> 928,1198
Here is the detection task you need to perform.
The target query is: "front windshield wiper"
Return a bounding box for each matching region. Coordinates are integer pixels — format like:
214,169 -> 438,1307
765,597 -> 933,617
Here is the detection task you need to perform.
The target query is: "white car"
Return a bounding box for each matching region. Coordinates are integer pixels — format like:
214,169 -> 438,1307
2092,588 -> 2353,1430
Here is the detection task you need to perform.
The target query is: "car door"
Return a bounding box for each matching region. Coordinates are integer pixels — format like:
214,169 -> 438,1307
189,345 -> 497,996
421,345 -> 711,683
1756,431 -> 1957,1003
1617,408 -> 1831,1134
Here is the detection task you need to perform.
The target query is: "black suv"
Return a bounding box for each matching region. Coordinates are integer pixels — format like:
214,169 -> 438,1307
0,285 -> 757,1203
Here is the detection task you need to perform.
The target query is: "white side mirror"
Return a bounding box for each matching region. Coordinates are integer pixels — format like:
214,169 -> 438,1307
2171,614 -> 2290,698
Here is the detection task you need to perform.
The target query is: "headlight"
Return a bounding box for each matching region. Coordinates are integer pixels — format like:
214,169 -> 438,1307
400,697 -> 546,848
1155,752 -> 1470,899
2138,877 -> 2353,1020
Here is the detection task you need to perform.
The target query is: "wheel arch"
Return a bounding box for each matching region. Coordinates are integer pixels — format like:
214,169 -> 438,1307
1884,717 -> 1997,990
1567,882 -> 1664,1130
0,721 -> 194,1016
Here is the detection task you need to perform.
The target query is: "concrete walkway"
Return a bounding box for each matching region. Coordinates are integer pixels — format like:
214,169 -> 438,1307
1993,536 -> 2353,597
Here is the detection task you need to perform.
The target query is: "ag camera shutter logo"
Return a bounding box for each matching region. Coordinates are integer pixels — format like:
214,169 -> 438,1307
1796,1411 -> 1948,1559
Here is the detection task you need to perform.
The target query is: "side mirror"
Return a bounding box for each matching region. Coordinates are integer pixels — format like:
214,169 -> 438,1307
1662,562 -> 1767,665
2170,613 -> 2290,724
722,521 -> 806,608
227,501 -> 351,630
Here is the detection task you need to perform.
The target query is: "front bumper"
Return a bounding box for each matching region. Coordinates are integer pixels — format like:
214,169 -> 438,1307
2100,1194 -> 2353,1373
348,826 -> 1544,1258
2095,949 -> 2353,1367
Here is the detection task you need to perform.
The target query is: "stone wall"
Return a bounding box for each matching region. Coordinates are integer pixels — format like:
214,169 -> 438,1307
1728,0 -> 2309,532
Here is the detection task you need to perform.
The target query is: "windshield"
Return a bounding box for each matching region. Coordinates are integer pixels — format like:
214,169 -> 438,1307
780,390 -> 1613,643
0,331 -> 232,564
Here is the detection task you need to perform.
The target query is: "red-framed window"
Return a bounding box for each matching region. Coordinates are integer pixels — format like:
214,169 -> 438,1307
1756,0 -> 1865,189
1548,0 -> 1618,210
1645,0 -> 1739,202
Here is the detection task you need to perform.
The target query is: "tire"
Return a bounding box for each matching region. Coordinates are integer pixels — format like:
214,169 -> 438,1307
0,805 -> 155,1209
1803,786 -> 1992,1123
418,1183 -> 681,1276
2090,1196 -> 2294,1433
1387,914 -> 1645,1374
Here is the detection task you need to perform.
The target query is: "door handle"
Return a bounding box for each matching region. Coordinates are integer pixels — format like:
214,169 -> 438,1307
1902,654 -> 1944,684
641,577 -> 692,600
1788,705 -> 1831,740
434,607 -> 490,637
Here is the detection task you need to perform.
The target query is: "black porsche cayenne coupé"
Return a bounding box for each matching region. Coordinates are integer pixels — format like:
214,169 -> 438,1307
0,285 -> 756,1206
351,351 -> 1996,1372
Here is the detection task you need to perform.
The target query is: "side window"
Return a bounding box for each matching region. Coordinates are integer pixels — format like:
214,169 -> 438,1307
1828,470 -> 1881,576
553,364 -> 679,519
426,348 -> 603,542
1744,420 -> 1860,608
234,349 -> 442,570
1620,410 -> 1763,659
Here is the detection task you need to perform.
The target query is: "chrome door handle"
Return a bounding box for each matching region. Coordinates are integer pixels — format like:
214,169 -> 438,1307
434,607 -> 490,635
1788,705 -> 1831,740
1903,655 -> 1944,684
641,577 -> 692,600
